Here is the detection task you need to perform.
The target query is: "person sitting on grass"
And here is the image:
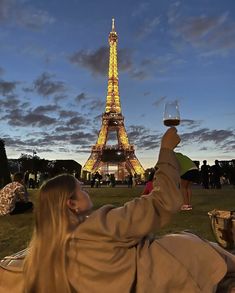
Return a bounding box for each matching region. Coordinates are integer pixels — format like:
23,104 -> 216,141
1,128 -> 235,293
0,172 -> 33,216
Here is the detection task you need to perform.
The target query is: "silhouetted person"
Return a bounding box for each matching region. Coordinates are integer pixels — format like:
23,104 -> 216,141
24,170 -> 29,187
200,160 -> 210,189
210,160 -> 222,189
105,174 -> 110,186
127,174 -> 133,188
91,174 -> 95,188
110,174 -> 116,187
230,160 -> 235,188
28,172 -> 35,189
94,171 -> 102,188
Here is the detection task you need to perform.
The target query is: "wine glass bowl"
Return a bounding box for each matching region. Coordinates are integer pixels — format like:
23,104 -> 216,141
163,101 -> 180,127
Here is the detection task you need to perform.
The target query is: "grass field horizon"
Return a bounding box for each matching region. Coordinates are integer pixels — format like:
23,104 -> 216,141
0,185 -> 235,259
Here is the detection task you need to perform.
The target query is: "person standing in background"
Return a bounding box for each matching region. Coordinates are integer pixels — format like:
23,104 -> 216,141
210,160 -> 222,189
200,160 -> 210,189
175,152 -> 200,211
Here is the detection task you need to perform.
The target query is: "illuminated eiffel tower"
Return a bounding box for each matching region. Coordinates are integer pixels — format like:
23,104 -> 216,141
83,19 -> 145,180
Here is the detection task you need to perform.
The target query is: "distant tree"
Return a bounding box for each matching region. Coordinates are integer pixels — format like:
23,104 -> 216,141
18,153 -> 50,174
0,139 -> 11,188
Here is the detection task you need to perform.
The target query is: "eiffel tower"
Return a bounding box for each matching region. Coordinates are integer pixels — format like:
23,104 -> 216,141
83,19 -> 145,180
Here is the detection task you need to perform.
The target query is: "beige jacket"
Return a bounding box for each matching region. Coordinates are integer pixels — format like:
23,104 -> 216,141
66,149 -> 234,293
1,149 -> 235,293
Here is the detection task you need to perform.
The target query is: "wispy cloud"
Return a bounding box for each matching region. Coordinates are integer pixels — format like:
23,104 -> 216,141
69,46 -> 133,76
15,8 -> 55,30
0,80 -> 17,95
180,119 -> 202,129
81,98 -> 105,112
59,110 -> 79,118
136,16 -> 161,39
0,0 -> 55,30
75,92 -> 87,103
34,72 -> 66,97
153,96 -> 167,108
127,125 -> 161,150
0,95 -> 20,109
169,7 -> 235,56
33,104 -> 60,114
3,109 -> 57,127
181,128 -> 235,147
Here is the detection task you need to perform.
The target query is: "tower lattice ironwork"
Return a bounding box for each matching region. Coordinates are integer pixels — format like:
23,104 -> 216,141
83,19 -> 145,180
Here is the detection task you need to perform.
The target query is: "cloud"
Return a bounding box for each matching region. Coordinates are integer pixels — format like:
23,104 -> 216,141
181,128 -> 235,146
69,45 -> 150,81
75,92 -> 86,103
69,46 -> 133,76
55,126 -> 78,132
0,95 -> 20,109
36,131 -> 96,147
69,46 -> 108,76
92,114 -> 102,124
170,10 -> 235,56
222,140 -> 235,151
0,0 -> 55,30
33,104 -> 60,114
66,116 -> 90,127
3,109 -> 57,127
53,94 -> 68,103
34,72 -> 66,97
180,119 -> 202,129
136,16 -> 161,39
153,96 -> 167,108
199,129 -> 234,144
3,129 -> 96,153
176,13 -> 228,40
0,80 -> 17,95
15,8 -> 55,30
81,98 -> 105,112
59,110 -> 79,118
127,125 -> 160,150
127,126 -> 235,152
130,69 -> 148,80
141,54 -> 185,74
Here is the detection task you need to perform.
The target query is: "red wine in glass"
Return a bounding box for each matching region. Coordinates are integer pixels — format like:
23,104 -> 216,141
163,101 -> 180,127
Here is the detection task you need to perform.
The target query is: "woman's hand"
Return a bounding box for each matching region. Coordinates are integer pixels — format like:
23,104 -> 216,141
161,127 -> 180,150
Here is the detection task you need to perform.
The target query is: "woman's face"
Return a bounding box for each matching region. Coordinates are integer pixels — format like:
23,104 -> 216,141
72,180 -> 93,213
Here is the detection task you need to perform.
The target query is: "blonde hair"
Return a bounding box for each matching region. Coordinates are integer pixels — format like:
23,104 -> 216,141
24,174 -> 78,293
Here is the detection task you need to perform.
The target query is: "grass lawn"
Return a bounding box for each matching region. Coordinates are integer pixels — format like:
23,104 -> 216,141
0,185 -> 235,259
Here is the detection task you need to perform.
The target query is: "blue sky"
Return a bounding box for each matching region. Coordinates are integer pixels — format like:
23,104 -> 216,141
0,0 -> 234,169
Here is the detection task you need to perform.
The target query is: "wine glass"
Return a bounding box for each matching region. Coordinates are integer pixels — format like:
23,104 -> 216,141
163,100 -> 180,127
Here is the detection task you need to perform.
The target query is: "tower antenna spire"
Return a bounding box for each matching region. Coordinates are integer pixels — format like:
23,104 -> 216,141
112,18 -> 115,31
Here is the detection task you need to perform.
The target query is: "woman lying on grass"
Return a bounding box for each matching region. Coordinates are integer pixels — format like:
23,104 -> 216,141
1,127 -> 235,293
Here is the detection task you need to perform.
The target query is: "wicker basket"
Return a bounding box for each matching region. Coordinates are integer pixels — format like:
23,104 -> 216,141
208,209 -> 235,250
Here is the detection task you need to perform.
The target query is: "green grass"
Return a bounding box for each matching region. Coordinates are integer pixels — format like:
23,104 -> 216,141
0,185 -> 235,259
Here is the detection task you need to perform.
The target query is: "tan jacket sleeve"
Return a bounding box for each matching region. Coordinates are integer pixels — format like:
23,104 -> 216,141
79,148 -> 182,244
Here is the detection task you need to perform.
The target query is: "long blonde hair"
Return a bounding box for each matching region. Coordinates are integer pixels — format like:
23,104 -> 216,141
24,174 -> 78,293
